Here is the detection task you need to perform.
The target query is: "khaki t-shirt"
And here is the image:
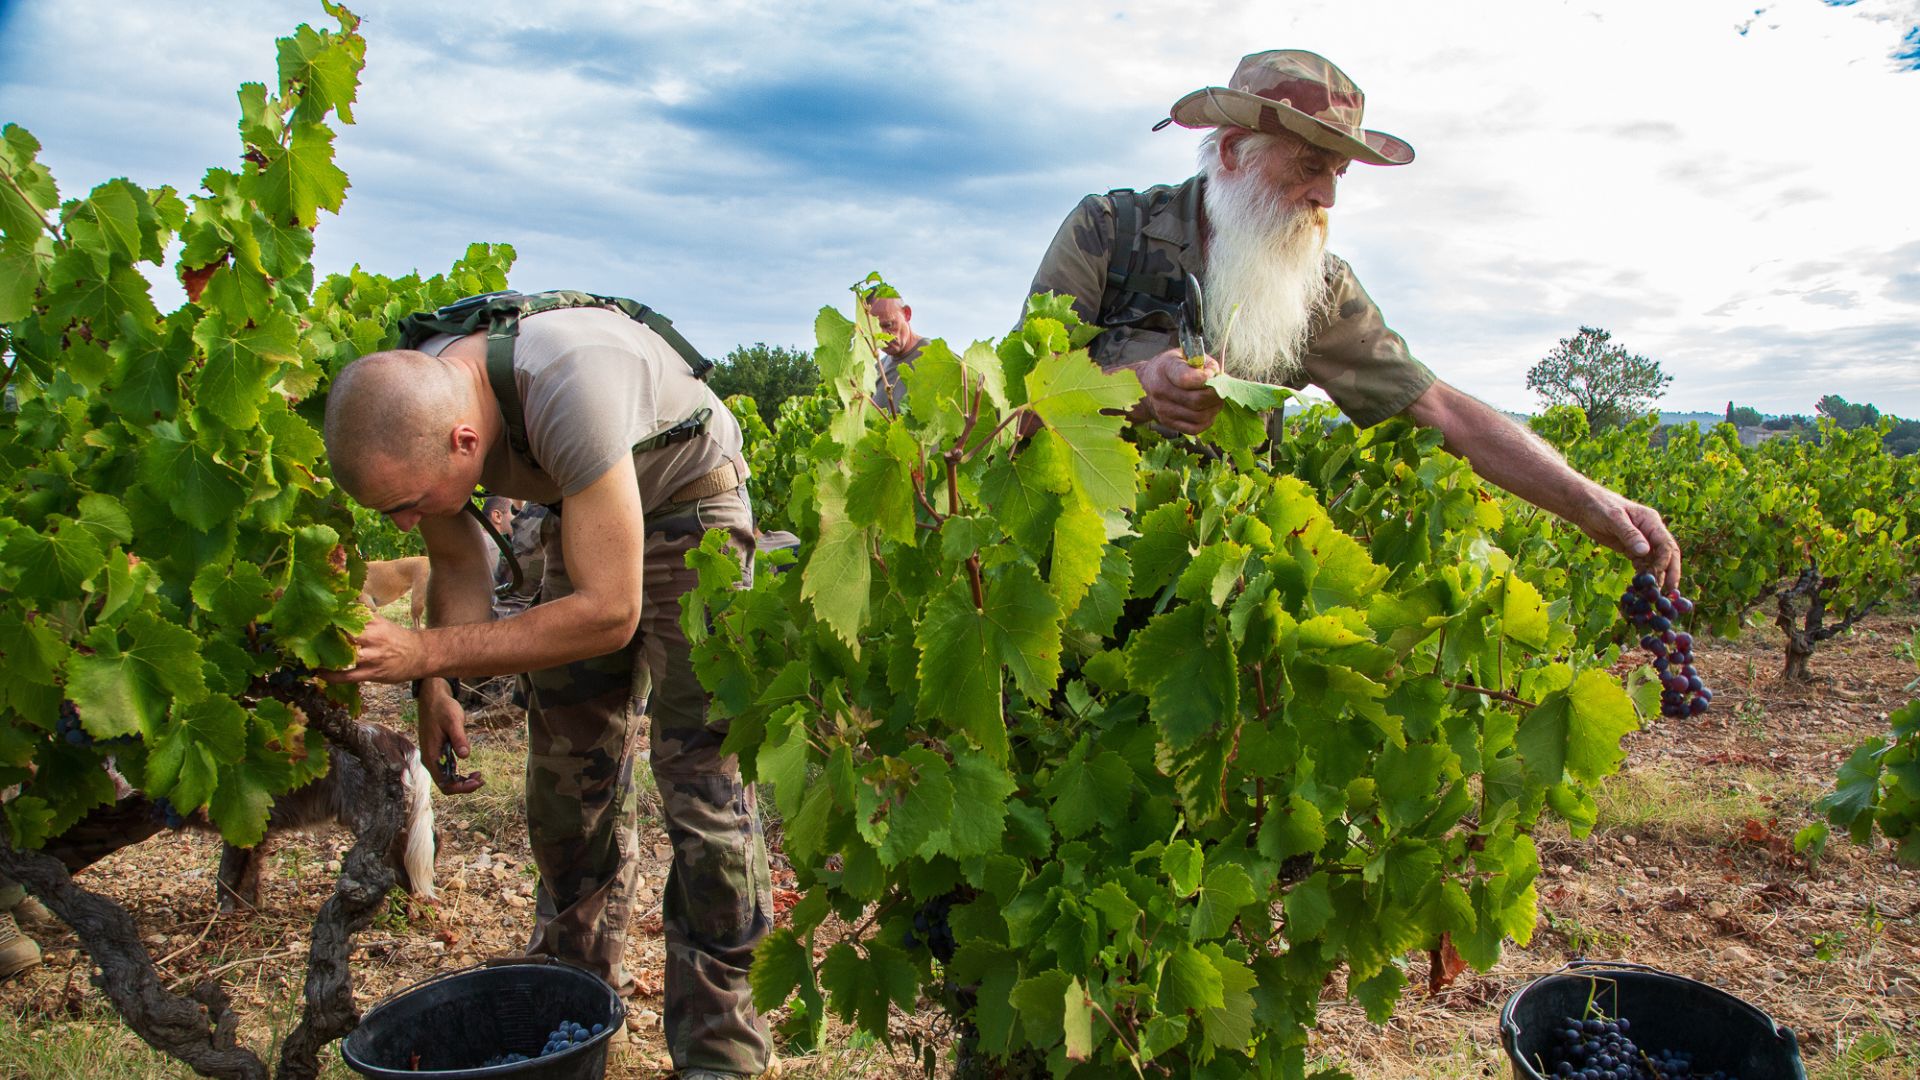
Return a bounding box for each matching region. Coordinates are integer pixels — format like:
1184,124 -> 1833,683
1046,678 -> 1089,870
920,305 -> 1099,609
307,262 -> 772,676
419,307 -> 742,508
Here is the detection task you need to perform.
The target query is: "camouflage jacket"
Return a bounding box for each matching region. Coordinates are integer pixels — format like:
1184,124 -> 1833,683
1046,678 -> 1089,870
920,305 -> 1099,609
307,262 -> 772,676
1023,174 -> 1435,428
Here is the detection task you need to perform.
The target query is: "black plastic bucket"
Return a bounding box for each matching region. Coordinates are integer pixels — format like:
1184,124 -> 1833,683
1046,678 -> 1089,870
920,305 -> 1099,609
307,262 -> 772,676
1500,959 -> 1806,1079
341,958 -> 625,1078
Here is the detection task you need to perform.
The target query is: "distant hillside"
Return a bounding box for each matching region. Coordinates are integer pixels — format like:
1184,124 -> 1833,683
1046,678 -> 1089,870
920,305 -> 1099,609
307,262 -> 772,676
1657,411 -> 1726,428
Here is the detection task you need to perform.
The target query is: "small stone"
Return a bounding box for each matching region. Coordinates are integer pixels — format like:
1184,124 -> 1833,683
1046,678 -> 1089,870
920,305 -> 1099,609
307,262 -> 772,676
1707,901 -> 1731,919
143,934 -> 166,948
626,1013 -> 644,1033
446,874 -> 469,892
325,859 -> 342,873
517,881 -> 535,897
1622,834 -> 1638,847
637,1009 -> 661,1030
426,941 -> 446,954
653,843 -> 672,861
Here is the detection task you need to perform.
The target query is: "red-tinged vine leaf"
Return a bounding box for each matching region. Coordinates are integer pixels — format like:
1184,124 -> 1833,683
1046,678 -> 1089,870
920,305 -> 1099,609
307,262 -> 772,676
1062,977 -> 1095,1062
180,258 -> 223,303
1427,934 -> 1468,994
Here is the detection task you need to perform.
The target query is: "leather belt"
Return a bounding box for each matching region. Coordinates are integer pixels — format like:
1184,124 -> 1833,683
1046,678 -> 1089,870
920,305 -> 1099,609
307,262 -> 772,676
667,458 -> 749,504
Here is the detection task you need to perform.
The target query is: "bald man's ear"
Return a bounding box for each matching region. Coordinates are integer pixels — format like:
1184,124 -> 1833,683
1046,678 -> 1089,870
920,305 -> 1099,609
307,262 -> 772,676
450,423 -> 484,460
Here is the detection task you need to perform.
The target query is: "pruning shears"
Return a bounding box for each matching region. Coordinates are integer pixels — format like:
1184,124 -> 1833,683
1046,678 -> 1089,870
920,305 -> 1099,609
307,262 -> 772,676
438,740 -> 468,786
1179,272 -> 1209,368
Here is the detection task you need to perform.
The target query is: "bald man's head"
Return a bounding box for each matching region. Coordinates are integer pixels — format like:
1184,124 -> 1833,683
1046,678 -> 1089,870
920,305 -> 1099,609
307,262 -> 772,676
323,350 -> 473,500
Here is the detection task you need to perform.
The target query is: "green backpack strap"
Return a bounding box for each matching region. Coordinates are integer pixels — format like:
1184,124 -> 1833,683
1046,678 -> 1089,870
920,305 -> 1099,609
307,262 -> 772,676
1101,189 -> 1181,326
395,290 -> 719,471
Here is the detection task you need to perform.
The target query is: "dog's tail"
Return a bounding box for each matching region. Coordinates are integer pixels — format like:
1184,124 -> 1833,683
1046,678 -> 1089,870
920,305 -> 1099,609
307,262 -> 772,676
401,747 -> 438,901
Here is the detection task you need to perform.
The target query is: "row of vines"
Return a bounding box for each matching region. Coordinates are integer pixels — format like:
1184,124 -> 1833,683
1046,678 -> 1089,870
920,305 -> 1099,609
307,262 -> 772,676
712,331 -> 1920,1074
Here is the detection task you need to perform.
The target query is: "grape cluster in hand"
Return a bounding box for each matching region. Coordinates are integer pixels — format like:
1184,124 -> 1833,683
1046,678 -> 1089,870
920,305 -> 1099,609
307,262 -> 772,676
904,892 -> 958,962
479,1020 -> 606,1066
1542,1012 -> 1740,1079
1619,573 -> 1711,719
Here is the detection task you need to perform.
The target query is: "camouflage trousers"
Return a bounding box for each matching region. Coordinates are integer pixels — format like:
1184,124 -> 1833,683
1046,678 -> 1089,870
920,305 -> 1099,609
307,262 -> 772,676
520,485 -> 772,1075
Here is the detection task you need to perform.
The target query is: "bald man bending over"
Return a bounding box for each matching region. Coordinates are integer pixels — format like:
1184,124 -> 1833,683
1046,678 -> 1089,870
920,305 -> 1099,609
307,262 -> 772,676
322,306 -> 772,1080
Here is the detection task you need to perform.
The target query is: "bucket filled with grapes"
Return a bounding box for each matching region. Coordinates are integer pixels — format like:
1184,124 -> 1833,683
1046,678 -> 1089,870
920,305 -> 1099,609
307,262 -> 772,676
1618,574 -> 1712,719
1499,960 -> 1806,1079
341,958 -> 624,1078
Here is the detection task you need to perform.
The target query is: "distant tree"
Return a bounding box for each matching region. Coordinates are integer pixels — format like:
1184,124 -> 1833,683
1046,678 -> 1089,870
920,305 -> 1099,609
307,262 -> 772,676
707,343 -> 820,425
1885,417 -> 1920,457
1816,394 -> 1881,430
1525,326 -> 1672,430
1728,405 -> 1763,427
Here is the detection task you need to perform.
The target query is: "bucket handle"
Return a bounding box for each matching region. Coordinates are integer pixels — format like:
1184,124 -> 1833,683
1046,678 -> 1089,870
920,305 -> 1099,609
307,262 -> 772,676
355,956 -> 621,1019
1507,959 -> 1803,1053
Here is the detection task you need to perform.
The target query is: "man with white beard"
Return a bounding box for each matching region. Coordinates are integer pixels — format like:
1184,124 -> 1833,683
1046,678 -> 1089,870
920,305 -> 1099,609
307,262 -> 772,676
1024,49 -> 1681,585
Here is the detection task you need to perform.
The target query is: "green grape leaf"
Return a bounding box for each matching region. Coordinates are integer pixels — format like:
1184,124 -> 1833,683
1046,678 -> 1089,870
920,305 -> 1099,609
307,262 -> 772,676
138,421 -> 248,533
1043,740 -> 1133,839
1009,968 -> 1074,1049
1024,351 -> 1142,516
939,744 -> 1016,859
192,308 -> 299,429
750,928 -> 814,1014
2,515 -> 107,602
1515,668 -> 1640,784
1190,862 -> 1258,940
916,579 -> 1008,762
1128,604 -> 1237,750
1158,945 -> 1226,1014
845,419 -> 919,544
800,473 -> 872,648
252,122 -> 349,228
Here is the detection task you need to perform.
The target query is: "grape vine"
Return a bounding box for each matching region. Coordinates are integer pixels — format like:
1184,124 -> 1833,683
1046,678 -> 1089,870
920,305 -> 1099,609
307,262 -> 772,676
686,285 -> 1647,1076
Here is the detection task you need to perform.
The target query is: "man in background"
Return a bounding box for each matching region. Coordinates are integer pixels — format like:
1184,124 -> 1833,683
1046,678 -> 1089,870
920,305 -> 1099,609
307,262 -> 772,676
1023,49 -> 1681,587
868,295 -> 925,412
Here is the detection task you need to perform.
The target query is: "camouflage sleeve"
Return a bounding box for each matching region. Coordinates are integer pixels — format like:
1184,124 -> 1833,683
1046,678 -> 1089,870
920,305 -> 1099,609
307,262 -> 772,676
1019,195 -> 1112,334
1300,256 -> 1436,428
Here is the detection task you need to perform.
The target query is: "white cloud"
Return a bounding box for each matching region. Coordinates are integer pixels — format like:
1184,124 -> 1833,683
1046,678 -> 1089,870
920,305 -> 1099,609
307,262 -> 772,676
1,0 -> 1916,416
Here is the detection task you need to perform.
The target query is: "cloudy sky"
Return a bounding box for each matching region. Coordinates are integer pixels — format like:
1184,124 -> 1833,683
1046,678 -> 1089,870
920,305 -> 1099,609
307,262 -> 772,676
2,0 -> 1917,416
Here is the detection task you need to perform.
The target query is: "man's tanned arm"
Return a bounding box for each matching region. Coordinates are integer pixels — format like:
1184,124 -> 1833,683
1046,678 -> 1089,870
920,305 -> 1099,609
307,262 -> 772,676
335,454 -> 646,684
1403,380 -> 1681,588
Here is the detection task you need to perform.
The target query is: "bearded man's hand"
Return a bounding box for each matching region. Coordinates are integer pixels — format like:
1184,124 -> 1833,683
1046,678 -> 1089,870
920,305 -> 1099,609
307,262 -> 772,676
1136,348 -> 1225,435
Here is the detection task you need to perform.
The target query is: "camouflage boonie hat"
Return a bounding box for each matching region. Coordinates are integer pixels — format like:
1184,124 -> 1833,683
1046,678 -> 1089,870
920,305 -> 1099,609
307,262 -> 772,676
1166,49 -> 1414,166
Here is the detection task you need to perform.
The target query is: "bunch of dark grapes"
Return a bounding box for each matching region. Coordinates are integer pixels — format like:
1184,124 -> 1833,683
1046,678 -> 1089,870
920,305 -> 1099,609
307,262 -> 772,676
1541,1013 -> 1741,1079
1618,573 -> 1711,719
56,700 -> 92,747
904,892 -> 958,962
263,660 -> 313,692
479,1020 -> 605,1066
149,796 -> 187,830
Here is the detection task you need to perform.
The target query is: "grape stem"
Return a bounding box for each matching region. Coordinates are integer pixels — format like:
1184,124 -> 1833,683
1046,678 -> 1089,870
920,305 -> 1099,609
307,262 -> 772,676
1441,680 -> 1538,711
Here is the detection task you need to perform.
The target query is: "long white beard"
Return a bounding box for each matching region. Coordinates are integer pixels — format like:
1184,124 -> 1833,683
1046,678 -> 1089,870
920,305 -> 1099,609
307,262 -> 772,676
1201,168 -> 1333,384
